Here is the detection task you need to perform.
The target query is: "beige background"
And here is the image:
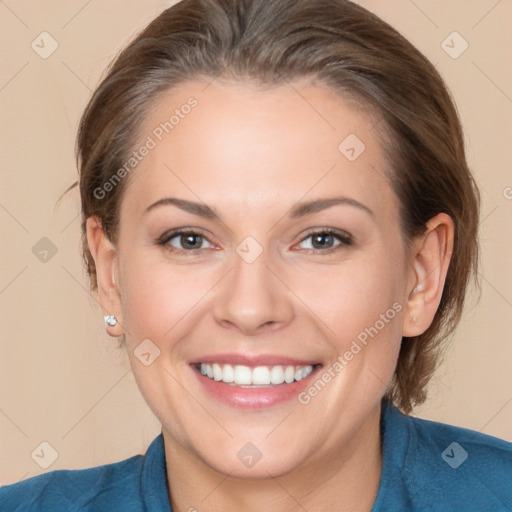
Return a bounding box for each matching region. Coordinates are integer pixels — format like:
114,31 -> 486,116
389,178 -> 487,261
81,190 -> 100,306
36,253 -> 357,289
1,0 -> 511,485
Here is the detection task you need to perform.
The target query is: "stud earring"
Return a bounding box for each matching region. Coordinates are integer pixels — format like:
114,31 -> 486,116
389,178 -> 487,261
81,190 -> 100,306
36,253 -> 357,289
104,315 -> 117,326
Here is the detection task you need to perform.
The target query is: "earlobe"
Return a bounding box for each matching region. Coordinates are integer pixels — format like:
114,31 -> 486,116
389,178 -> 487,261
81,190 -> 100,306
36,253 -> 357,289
86,216 -> 124,337
402,213 -> 454,337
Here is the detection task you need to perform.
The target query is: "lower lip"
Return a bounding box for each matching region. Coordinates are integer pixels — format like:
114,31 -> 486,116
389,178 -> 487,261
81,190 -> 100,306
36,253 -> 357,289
192,365 -> 321,409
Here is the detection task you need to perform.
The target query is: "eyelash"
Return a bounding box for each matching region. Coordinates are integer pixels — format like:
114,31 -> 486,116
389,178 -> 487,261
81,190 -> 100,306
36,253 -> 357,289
297,228 -> 353,254
156,228 -> 353,256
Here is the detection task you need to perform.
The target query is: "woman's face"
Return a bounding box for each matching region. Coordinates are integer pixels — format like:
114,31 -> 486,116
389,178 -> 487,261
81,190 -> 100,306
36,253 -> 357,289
113,79 -> 413,477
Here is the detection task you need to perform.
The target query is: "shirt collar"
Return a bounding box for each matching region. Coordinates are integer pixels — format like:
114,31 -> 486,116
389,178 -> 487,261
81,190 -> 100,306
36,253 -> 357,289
371,398 -> 413,511
141,430 -> 173,512
141,400 -> 411,512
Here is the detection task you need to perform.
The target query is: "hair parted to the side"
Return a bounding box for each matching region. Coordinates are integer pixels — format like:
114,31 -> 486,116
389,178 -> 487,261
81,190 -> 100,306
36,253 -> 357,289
72,0 -> 480,414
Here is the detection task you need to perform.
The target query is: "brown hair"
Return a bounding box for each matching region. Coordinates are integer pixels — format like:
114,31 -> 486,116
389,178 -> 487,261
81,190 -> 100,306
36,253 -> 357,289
72,0 -> 480,413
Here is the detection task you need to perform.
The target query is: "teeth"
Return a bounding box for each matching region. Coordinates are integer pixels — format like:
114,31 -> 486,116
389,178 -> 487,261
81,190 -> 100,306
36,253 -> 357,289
222,364 -> 234,383
252,366 -> 270,385
234,365 -> 252,385
212,363 -> 223,381
270,366 -> 285,385
198,363 -> 316,386
284,365 -> 295,383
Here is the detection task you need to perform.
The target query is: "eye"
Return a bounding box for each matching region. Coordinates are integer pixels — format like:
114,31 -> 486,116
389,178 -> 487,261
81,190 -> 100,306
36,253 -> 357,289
157,229 -> 215,254
296,229 -> 352,254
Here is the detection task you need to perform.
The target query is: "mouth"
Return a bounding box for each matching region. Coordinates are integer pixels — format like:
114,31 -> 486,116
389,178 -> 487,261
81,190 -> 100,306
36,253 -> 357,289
193,362 -> 321,387
189,356 -> 323,409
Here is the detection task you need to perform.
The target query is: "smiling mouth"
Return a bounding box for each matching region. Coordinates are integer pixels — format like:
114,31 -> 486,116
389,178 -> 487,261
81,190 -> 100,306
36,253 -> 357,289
193,362 -> 322,387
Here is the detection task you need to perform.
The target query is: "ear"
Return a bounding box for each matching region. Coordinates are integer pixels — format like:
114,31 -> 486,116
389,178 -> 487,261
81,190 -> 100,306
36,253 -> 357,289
86,216 -> 124,337
402,213 -> 454,337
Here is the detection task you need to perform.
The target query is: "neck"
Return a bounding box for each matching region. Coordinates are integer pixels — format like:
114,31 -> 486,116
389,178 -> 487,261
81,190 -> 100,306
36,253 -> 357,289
164,403 -> 383,512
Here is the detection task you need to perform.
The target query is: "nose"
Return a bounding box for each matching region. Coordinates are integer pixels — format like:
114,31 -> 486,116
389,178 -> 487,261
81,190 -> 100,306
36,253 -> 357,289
213,247 -> 295,336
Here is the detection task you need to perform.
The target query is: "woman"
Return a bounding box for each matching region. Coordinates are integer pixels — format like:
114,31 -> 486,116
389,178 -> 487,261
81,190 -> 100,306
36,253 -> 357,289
1,0 -> 511,510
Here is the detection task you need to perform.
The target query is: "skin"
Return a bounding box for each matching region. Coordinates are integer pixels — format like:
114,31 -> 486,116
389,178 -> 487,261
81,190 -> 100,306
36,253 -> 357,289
87,79 -> 454,512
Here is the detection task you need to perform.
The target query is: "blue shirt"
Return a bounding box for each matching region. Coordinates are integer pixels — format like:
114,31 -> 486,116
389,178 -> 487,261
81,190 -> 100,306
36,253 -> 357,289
1,400 -> 511,511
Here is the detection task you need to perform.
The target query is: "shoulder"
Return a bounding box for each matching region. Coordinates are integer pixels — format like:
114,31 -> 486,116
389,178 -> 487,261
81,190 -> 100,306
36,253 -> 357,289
377,401 -> 512,511
0,452 -> 144,512
408,409 -> 512,485
408,409 -> 512,467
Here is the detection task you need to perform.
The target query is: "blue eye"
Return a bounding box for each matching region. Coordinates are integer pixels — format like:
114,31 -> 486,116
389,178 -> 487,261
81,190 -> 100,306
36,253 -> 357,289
297,229 -> 352,254
157,228 -> 352,256
158,230 -> 214,254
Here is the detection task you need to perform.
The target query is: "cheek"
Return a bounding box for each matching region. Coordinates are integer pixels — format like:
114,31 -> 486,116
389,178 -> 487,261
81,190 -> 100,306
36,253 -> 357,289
118,253 -> 219,344
286,246 -> 406,387
118,229 -> 406,358
290,254 -> 404,337
312,267 -> 404,403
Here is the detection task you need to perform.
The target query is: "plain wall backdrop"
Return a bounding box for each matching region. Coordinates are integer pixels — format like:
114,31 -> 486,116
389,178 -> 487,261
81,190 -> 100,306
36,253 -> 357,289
1,0 -> 511,484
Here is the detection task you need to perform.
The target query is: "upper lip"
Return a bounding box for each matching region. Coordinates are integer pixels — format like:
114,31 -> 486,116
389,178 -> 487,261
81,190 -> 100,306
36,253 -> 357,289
190,354 -> 321,367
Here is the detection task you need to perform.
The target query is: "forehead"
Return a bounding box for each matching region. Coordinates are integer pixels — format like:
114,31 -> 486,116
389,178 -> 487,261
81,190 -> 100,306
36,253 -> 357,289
121,79 -> 397,223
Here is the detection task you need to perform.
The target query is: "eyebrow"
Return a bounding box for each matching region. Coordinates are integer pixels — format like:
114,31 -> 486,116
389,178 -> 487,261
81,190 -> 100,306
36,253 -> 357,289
289,196 -> 374,219
143,195 -> 374,220
144,197 -> 220,219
